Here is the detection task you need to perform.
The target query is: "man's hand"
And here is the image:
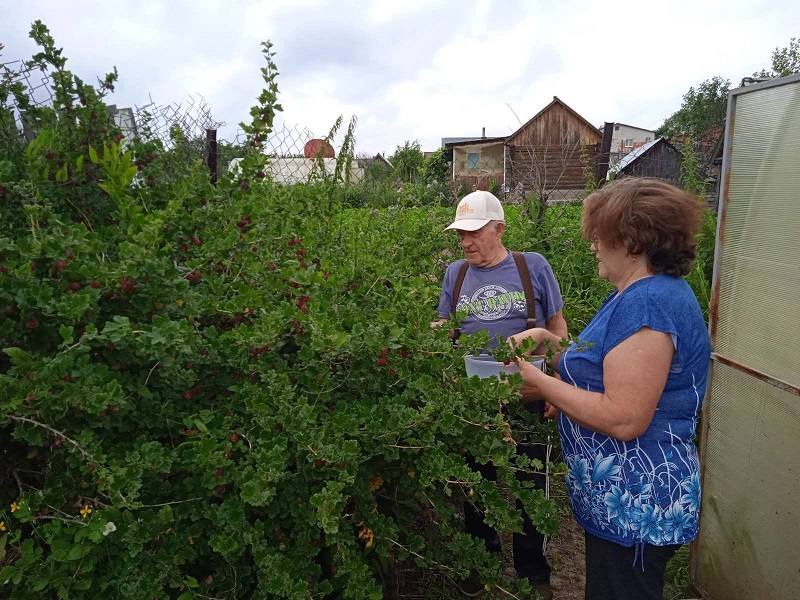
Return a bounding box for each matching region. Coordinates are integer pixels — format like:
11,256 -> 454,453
543,401 -> 559,419
430,318 -> 448,329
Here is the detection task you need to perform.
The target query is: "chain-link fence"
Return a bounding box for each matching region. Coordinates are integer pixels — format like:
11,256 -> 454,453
0,59 -> 332,185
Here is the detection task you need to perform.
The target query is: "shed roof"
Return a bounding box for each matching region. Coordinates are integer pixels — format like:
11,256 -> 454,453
443,136 -> 505,148
608,137 -> 679,178
611,122 -> 656,133
506,96 -> 602,144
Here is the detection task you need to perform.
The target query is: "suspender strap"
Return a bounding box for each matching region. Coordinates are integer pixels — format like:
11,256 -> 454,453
512,251 -> 537,328
449,260 -> 470,341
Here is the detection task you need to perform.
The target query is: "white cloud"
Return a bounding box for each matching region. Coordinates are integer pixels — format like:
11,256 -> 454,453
3,0 -> 798,154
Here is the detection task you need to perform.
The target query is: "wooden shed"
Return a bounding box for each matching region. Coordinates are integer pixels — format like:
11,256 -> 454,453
504,97 -> 603,201
442,97 -> 603,201
608,137 -> 682,185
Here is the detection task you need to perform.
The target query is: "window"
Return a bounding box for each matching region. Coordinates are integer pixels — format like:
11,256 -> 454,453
614,125 -> 620,130
624,138 -> 634,148
645,136 -> 652,143
467,152 -> 479,169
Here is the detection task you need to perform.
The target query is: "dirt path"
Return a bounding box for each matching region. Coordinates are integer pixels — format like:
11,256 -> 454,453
545,497 -> 586,600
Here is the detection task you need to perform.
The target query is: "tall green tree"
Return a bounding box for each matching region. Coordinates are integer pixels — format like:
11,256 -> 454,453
656,76 -> 730,138
754,37 -> 800,78
389,140 -> 424,182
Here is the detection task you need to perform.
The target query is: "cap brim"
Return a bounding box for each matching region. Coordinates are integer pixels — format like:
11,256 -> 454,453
444,219 -> 491,232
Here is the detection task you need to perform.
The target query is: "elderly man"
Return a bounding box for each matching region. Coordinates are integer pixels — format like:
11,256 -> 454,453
433,191 -> 567,599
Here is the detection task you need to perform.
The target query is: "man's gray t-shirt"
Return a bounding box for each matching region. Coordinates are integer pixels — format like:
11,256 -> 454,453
437,251 -> 563,345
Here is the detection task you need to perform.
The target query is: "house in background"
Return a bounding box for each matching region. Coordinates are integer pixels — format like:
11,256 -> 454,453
443,97 -> 603,202
607,122 -> 656,165
606,137 -> 682,185
441,130 -> 506,192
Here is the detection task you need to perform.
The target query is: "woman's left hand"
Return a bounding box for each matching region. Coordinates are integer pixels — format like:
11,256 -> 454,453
517,358 -> 549,398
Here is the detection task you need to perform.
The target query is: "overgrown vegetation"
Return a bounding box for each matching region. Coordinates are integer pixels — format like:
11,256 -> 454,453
0,23 -> 716,599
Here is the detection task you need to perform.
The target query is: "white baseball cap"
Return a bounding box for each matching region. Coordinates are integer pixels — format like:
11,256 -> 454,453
444,191 -> 505,231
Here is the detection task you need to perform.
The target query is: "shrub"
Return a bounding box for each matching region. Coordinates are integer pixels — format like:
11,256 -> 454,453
0,24 -> 559,599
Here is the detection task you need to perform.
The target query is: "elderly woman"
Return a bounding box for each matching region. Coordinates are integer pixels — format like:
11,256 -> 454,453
509,178 -> 711,600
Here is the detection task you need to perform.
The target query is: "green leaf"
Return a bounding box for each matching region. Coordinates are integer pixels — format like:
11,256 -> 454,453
0,565 -> 18,585
88,145 -> 98,164
3,347 -> 32,368
67,544 -> 91,561
75,154 -> 84,172
59,324 -> 74,344
124,165 -> 138,184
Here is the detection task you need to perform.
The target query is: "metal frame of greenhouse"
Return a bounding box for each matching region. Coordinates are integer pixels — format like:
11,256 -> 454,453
692,73 -> 800,599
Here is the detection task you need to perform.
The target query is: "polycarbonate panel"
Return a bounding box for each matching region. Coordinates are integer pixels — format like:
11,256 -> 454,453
694,76 -> 800,600
713,82 -> 800,387
694,362 -> 799,599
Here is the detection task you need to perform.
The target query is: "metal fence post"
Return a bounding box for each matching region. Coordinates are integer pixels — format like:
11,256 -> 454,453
206,128 -> 217,185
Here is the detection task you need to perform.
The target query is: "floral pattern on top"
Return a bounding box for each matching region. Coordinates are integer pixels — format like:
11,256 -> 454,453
557,274 -> 711,547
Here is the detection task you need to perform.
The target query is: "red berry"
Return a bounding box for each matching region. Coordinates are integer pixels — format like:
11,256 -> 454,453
0,265 -> 6,274
106,342 -> 116,350
154,302 -> 163,311
503,359 -> 511,366
213,469 -> 224,478
377,357 -> 388,366
260,344 -> 270,353
89,280 -> 101,288
67,251 -> 75,260
314,459 -> 324,468
55,260 -> 68,271
269,263 -> 277,271
24,319 -> 39,329
69,281 -> 81,291
389,368 -> 398,377
226,450 -> 234,459
299,305 -> 308,314
230,433 -> 239,443
381,348 -> 389,356
200,349 -> 209,356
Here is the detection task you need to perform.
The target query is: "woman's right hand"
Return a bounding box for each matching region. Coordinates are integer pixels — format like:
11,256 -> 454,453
507,328 -> 551,355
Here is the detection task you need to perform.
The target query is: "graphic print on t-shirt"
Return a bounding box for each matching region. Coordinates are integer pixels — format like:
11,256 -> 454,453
457,284 -> 527,323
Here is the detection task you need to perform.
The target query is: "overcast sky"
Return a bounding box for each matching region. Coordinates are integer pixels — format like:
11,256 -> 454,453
2,0 -> 798,155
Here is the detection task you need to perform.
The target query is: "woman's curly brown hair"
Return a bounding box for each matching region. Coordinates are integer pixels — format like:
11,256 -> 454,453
581,177 -> 706,277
